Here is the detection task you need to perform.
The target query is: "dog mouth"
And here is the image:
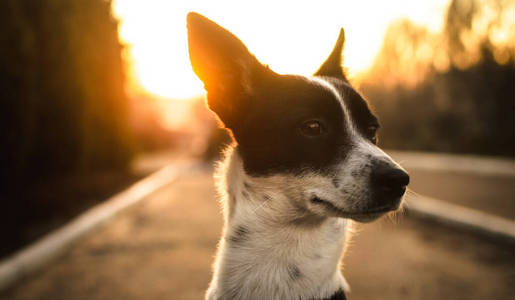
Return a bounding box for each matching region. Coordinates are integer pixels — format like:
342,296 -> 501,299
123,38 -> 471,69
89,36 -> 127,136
310,196 -> 398,221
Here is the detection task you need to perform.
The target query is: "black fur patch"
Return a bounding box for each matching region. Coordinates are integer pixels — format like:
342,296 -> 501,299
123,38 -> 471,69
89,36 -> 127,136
310,289 -> 347,300
287,264 -> 302,281
233,74 -> 378,176
235,75 -> 351,176
325,78 -> 379,140
332,178 -> 340,188
227,226 -> 249,244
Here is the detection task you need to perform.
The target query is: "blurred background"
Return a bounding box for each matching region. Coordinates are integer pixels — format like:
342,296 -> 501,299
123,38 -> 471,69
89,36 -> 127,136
0,0 -> 514,299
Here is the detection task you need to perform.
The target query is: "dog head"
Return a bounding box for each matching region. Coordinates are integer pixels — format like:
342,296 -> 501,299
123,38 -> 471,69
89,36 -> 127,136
187,12 -> 409,223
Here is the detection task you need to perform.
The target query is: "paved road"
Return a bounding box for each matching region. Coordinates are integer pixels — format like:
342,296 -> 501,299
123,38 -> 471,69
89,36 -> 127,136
387,151 -> 515,220
407,169 -> 515,220
2,167 -> 514,300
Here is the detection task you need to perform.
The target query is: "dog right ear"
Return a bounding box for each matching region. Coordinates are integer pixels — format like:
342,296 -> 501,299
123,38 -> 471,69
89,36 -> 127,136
314,28 -> 348,81
187,12 -> 267,129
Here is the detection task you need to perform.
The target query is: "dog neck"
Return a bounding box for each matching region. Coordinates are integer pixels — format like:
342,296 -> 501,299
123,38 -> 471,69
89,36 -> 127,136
207,147 -> 349,300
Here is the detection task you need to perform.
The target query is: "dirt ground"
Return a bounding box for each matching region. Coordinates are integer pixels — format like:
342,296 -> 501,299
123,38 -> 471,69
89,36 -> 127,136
2,167 -> 514,300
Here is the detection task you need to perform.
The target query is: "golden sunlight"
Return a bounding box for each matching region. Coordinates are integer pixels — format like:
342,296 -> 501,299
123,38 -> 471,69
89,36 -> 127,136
112,0 -> 451,100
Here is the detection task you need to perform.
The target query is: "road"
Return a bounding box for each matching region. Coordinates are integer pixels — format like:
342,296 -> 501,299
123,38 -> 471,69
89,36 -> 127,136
2,166 -> 514,300
388,151 -> 515,220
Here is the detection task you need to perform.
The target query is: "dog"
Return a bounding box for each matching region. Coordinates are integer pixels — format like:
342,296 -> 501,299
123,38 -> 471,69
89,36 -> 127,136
187,12 -> 409,300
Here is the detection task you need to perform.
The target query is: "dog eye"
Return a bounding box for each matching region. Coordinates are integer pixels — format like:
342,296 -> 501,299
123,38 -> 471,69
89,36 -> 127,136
300,120 -> 326,137
366,125 -> 378,144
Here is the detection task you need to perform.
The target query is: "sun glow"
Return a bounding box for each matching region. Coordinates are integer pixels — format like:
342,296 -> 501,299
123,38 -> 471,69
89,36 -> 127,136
113,0 -> 450,100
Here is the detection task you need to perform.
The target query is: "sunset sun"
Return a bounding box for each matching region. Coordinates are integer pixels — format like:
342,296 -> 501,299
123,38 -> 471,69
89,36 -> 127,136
113,0 -> 450,100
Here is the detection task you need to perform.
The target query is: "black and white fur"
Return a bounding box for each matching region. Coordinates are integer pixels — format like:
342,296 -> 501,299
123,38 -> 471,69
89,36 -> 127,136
187,12 -> 409,300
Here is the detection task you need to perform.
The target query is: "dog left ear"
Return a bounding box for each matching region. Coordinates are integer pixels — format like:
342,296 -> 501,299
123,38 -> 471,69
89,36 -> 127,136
187,12 -> 270,130
314,28 -> 348,81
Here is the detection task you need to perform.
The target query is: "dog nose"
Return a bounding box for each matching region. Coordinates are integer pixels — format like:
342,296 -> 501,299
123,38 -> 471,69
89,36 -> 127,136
371,165 -> 410,198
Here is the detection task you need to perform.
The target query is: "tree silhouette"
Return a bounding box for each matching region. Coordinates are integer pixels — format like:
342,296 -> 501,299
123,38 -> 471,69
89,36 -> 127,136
361,0 -> 515,157
0,0 -> 133,191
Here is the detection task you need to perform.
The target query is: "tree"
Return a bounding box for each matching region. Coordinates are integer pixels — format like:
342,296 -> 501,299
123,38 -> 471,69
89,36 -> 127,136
0,0 -> 133,190
361,0 -> 515,157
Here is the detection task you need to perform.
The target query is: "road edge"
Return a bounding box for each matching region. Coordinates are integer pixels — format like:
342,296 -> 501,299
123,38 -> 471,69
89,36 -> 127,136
387,150 -> 515,177
0,162 -> 192,291
405,194 -> 515,242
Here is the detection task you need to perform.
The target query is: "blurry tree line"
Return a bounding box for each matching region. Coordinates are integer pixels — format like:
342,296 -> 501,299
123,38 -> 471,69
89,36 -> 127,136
0,0 -> 133,191
361,0 -> 515,157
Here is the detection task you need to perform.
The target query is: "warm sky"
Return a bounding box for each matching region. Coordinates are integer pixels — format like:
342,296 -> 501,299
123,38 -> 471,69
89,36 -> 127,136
112,0 -> 451,100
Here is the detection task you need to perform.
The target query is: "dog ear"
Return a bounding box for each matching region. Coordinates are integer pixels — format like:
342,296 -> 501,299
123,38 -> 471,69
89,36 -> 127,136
187,12 -> 266,129
314,28 -> 348,81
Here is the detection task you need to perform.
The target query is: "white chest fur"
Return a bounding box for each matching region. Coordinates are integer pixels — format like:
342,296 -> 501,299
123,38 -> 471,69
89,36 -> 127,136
206,148 -> 350,300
